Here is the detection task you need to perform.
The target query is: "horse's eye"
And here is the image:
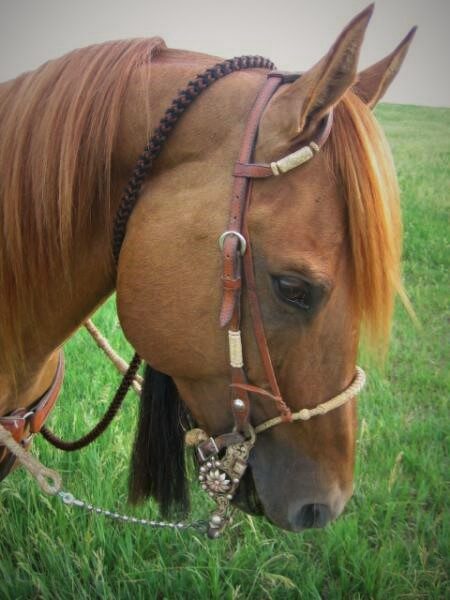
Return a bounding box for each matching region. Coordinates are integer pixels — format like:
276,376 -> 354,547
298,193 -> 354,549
273,276 -> 312,310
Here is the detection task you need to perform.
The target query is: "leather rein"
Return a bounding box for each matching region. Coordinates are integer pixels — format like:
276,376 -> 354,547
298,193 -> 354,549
0,353 -> 64,481
0,57 -> 366,538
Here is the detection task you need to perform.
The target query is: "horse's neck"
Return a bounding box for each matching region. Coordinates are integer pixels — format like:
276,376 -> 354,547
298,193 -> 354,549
0,51 -> 210,413
0,231 -> 116,413
0,75 -> 141,411
0,48 -> 260,414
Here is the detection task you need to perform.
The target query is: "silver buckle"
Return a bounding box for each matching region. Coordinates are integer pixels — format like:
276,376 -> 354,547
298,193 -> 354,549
218,231 -> 247,256
197,437 -> 220,462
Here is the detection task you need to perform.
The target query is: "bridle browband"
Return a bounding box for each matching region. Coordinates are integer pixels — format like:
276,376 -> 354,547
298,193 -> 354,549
110,59 -> 366,537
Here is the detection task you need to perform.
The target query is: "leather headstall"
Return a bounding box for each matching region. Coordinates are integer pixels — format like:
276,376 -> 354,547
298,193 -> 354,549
196,71 -> 333,456
0,351 -> 64,482
191,71 -> 336,537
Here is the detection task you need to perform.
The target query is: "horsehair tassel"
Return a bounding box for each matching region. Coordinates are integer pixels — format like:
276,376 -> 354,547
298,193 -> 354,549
0,422 -> 61,495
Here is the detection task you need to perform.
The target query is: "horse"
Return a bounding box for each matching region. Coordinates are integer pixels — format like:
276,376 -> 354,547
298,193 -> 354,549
0,5 -> 415,534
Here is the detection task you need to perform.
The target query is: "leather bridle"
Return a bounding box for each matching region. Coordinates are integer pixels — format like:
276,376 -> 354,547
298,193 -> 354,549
219,71 -> 333,433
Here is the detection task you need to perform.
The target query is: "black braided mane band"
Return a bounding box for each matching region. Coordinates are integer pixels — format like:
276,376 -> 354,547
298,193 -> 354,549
128,365 -> 191,517
39,57 -> 275,480
112,55 -> 275,264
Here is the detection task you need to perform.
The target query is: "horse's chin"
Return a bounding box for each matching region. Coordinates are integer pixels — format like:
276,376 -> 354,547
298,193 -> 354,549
232,466 -> 265,516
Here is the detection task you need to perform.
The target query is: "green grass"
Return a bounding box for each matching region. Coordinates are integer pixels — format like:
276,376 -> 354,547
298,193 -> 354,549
1,104 -> 448,599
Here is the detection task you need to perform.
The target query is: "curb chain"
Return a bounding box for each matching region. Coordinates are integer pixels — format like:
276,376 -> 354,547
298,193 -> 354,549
57,490 -> 208,533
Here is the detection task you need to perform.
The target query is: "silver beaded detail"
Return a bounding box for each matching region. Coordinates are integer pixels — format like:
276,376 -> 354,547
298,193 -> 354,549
211,514 -> 222,525
233,398 -> 245,411
56,491 -> 205,532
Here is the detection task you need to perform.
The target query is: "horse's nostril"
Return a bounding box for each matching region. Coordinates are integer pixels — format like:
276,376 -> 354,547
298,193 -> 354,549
296,503 -> 332,529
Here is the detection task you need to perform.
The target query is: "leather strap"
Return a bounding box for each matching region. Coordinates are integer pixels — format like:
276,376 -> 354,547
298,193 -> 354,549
241,220 -> 292,420
233,162 -> 273,178
219,74 -> 290,439
233,110 -> 334,179
221,70 -> 331,327
218,73 -> 297,440
0,351 -> 64,481
220,74 -> 285,328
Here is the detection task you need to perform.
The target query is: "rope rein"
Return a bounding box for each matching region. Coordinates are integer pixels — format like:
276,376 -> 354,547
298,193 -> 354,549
40,353 -> 141,451
0,421 -> 207,533
0,424 -> 61,495
84,319 -> 143,393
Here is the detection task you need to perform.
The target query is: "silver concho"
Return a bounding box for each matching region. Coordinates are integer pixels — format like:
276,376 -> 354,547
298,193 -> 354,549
205,468 -> 231,494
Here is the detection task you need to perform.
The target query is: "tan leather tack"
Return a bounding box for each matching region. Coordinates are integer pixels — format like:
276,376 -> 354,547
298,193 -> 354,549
0,351 -> 64,481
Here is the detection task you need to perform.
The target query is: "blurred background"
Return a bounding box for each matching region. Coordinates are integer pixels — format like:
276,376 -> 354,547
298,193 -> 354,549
0,0 -> 448,107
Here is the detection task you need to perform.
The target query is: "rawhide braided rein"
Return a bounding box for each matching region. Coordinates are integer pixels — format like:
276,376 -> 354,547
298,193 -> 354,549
42,55 -> 275,452
41,353 -> 142,451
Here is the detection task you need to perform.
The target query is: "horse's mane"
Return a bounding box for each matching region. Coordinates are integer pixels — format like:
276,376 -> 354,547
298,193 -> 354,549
0,37 -> 165,374
325,92 -> 408,352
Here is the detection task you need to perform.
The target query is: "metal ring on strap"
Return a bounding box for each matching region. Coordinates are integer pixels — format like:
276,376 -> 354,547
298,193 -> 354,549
218,231 -> 247,256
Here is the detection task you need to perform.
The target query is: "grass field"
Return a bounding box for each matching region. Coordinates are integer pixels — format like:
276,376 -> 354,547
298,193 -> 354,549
0,104 -> 448,599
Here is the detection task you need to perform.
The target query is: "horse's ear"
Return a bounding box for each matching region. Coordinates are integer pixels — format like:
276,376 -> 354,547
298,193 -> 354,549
353,27 -> 417,109
267,4 -> 373,143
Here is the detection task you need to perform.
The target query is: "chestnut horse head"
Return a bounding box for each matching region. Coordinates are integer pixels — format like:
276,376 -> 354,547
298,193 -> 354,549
0,6 -> 415,532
